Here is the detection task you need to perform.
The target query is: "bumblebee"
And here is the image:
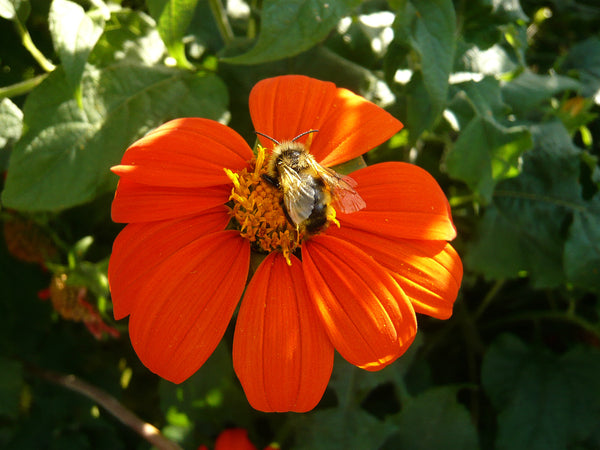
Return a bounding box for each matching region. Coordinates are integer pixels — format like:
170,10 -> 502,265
258,130 -> 366,235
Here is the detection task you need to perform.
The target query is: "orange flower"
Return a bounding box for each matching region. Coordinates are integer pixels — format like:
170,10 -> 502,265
108,75 -> 462,412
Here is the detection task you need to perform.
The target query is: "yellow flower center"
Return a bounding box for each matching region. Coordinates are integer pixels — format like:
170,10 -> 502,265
225,147 -> 302,265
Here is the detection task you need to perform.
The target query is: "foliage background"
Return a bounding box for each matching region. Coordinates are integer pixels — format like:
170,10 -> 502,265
1,0 -> 600,448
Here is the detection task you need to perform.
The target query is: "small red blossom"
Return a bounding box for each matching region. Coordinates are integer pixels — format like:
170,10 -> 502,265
197,428 -> 268,450
108,75 -> 462,412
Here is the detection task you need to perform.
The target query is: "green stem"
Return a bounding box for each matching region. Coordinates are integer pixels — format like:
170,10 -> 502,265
15,20 -> 56,72
0,74 -> 48,100
474,279 -> 505,320
486,310 -> 600,340
208,0 -> 234,46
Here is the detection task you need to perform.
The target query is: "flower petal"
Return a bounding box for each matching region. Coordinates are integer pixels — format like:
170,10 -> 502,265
338,162 -> 457,241
111,178 -> 231,223
233,253 -> 334,412
249,75 -> 337,147
127,231 -> 250,383
249,75 -> 403,168
112,118 -> 253,188
328,225 -> 463,319
302,235 -> 417,371
108,207 -> 230,320
311,88 -> 403,167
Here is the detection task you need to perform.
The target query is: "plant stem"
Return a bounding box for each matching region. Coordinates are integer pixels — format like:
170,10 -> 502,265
30,366 -> 182,450
0,74 -> 48,100
208,0 -> 234,46
486,310 -> 600,340
474,279 -> 505,319
15,21 -> 56,72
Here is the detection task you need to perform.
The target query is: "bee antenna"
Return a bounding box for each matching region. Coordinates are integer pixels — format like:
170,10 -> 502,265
255,131 -> 280,145
292,129 -> 319,142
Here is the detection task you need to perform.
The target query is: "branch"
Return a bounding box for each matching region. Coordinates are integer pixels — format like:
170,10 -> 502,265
29,366 -> 182,450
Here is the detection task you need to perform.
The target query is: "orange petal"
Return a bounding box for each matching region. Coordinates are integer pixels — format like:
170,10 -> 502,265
108,207 -> 230,320
338,162 -> 457,241
214,429 -> 257,450
302,235 -> 417,371
112,118 -> 253,188
111,178 -> 230,223
249,75 -> 338,148
311,88 -> 403,167
233,253 -> 334,412
328,225 -> 463,319
126,231 -> 249,383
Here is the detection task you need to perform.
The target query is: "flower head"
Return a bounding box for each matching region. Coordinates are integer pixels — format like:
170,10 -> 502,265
108,75 -> 462,412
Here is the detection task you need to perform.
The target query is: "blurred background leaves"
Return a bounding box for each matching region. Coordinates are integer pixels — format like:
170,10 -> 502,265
1,0 -> 600,448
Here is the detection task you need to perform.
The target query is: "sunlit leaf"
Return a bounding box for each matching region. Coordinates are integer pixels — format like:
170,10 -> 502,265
0,98 -> 23,150
48,0 -> 105,89
466,121 -> 584,287
389,0 -> 456,139
146,0 -> 199,68
2,65 -> 228,211
0,0 -> 30,22
445,116 -> 532,201
224,0 -> 362,65
89,9 -> 166,66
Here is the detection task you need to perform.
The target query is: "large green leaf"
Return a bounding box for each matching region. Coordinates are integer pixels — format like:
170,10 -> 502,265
482,334 -> 600,450
0,98 -> 23,149
88,9 -> 166,67
381,387 -> 479,450
564,195 -> 600,292
446,116 -> 532,201
48,0 -> 105,89
2,65 -> 228,211
389,0 -> 456,140
466,121 -> 587,288
561,37 -> 600,99
291,408 -> 397,450
224,0 -> 362,65
501,70 -> 582,116
146,0 -> 199,68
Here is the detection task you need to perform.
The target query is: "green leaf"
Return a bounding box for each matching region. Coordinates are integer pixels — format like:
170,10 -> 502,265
564,195 -> 600,292
501,70 -> 582,116
466,121 -> 582,287
0,0 -> 30,22
561,37 -> 600,99
224,0 -> 361,65
146,0 -> 199,68
88,9 -> 166,67
48,0 -> 105,89
390,0 -> 456,139
0,98 -> 23,149
290,408 -> 397,450
2,65 -> 228,211
0,356 -> 23,419
445,116 -> 532,201
482,334 -> 600,450
381,387 -> 479,450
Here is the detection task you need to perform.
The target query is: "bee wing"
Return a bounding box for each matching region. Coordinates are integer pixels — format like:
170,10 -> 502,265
308,160 -> 366,214
280,166 -> 316,226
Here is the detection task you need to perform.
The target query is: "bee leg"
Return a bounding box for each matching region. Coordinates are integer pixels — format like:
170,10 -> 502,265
261,173 -> 280,188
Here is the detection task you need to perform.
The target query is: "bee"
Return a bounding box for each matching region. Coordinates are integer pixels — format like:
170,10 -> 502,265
257,130 -> 366,235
